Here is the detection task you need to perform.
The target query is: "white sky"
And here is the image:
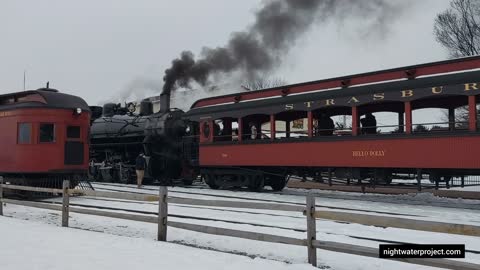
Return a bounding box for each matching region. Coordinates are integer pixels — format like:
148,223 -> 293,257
0,0 -> 451,108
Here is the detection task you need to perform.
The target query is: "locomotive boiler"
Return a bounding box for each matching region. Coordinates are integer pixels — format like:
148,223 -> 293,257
89,93 -> 195,185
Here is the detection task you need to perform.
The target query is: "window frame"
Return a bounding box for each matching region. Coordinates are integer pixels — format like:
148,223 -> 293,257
38,123 -> 56,143
66,125 -> 81,140
17,122 -> 32,144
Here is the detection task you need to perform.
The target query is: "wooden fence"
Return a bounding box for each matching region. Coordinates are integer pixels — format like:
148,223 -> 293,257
0,178 -> 479,270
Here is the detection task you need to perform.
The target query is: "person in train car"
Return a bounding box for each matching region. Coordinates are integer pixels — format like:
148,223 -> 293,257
135,153 -> 146,188
317,113 -> 335,136
360,113 -> 377,134
214,122 -> 222,138
232,128 -> 239,141
249,122 -> 258,140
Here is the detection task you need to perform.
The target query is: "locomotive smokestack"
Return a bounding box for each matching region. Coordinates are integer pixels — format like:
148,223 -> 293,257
159,92 -> 170,113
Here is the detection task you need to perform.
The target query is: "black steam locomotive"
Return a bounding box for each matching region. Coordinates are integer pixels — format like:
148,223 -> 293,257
89,93 -> 198,185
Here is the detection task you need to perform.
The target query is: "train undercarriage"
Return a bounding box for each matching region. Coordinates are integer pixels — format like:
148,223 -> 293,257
200,166 -> 478,191
89,134 -> 145,184
202,167 -> 288,191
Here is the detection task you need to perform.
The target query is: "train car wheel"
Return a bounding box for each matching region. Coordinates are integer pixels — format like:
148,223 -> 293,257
248,175 -> 264,192
182,178 -> 194,185
270,176 -> 287,191
205,174 -> 219,189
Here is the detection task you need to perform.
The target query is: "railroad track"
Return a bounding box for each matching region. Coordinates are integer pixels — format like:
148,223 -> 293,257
158,180 -> 480,210
66,195 -> 306,219
95,183 -> 480,219
92,183 -> 427,218
92,181 -> 480,211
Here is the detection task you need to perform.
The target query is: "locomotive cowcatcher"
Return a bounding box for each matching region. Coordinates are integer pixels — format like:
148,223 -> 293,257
0,87 -> 91,188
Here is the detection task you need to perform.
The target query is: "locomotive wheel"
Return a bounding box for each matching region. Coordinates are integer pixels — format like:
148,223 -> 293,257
248,175 -> 264,192
270,176 -> 287,191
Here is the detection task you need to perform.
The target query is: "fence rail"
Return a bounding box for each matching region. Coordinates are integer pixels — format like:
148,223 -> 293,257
311,240 -> 476,270
168,196 -> 305,212
69,189 -> 160,202
309,209 -> 480,237
0,178 -> 479,270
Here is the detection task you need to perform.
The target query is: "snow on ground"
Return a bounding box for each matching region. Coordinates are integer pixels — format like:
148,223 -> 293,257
1,183 -> 479,269
94,183 -> 480,224
0,216 -> 314,270
447,186 -> 480,191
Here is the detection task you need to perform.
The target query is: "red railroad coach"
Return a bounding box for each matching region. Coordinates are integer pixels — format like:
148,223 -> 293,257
185,56 -> 480,191
0,88 -> 90,188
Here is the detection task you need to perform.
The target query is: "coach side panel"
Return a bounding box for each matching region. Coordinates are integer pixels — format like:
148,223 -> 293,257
199,135 -> 480,170
0,108 -> 90,174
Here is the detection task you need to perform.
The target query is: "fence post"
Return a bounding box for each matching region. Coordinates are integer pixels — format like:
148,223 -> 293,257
306,194 -> 317,266
62,180 -> 70,227
0,176 -> 4,216
158,186 -> 168,241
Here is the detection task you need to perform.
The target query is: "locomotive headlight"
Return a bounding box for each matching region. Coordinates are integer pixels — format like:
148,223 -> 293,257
75,108 -> 82,115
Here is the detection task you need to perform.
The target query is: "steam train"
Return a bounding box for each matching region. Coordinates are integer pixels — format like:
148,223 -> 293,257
89,93 -> 197,185
89,56 -> 480,191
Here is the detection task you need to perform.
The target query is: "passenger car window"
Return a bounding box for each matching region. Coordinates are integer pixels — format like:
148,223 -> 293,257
39,123 -> 55,142
18,123 -> 31,144
67,126 -> 81,139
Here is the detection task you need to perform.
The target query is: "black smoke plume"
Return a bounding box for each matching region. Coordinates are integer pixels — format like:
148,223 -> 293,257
162,0 -> 411,95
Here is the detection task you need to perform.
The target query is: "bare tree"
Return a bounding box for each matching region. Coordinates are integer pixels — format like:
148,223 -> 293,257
434,0 -> 480,57
434,0 -> 480,125
241,77 -> 288,91
441,105 -> 475,128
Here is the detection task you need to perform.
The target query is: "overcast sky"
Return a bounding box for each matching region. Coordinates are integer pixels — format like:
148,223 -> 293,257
1,0 -> 451,108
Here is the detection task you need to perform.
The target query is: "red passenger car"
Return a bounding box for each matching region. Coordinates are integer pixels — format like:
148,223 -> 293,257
0,88 -> 90,187
185,56 -> 480,191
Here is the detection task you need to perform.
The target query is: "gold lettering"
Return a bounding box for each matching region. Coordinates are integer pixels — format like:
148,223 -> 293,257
347,97 -> 360,104
432,86 -> 443,94
352,150 -> 386,157
373,93 -> 385,100
465,83 -> 478,91
304,101 -> 314,108
401,90 -> 414,98
285,104 -> 294,110
325,99 -> 335,106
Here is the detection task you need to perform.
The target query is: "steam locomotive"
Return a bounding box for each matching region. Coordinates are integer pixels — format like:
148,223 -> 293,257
89,93 -> 198,185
